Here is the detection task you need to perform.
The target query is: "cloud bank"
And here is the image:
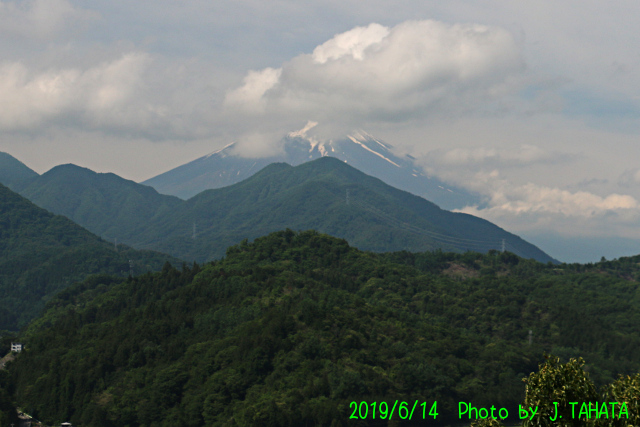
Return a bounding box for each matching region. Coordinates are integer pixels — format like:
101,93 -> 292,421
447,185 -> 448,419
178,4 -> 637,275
0,53 -> 157,133
0,17 -> 526,147
456,173 -> 640,239
225,20 -> 525,137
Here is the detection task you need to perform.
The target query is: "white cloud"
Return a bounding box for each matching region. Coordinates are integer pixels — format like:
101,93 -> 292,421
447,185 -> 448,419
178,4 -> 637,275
225,67 -> 282,114
0,53 -> 157,132
483,184 -> 638,216
311,23 -> 389,64
405,136 -> 580,199
230,131 -> 286,158
456,175 -> 640,238
224,19 -> 525,132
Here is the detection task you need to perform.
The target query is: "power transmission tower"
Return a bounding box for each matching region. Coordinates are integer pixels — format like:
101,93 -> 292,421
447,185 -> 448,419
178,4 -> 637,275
114,237 -> 118,252
192,222 -> 197,239
346,189 -> 350,206
501,239 -> 505,253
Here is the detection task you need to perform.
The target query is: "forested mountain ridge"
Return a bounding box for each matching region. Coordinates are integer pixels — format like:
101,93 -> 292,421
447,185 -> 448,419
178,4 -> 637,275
0,152 -> 38,189
4,154 -> 555,263
141,131 -> 480,210
8,230 -> 640,426
12,163 -> 182,243
0,183 -> 181,331
133,157 -> 555,263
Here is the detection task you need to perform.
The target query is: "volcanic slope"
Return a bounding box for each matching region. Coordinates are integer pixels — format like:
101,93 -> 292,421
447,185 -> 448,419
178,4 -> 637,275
135,157 -> 555,263
141,131 -> 479,210
0,183 -> 180,330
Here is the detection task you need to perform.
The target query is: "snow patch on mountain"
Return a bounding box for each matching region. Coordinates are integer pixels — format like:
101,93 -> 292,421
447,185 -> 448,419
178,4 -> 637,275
205,142 -> 236,158
351,130 -> 393,152
318,143 -> 329,157
347,135 -> 400,167
288,120 -> 318,138
142,125 -> 481,210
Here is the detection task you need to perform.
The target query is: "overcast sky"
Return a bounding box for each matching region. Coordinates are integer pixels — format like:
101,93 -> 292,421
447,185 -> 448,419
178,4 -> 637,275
2,0 -> 640,262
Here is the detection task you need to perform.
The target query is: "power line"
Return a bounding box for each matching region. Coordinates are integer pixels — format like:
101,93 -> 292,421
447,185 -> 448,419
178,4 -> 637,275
353,198 -> 501,245
350,196 -> 522,256
351,199 -> 493,246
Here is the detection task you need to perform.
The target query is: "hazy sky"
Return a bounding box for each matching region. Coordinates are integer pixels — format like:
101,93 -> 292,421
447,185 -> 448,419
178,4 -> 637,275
2,0 -> 640,261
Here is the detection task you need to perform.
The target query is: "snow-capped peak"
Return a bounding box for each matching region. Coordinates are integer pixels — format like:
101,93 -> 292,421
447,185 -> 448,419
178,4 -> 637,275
204,142 -> 236,158
317,143 -> 329,157
347,135 -> 400,167
287,121 -> 324,153
288,120 -> 318,138
144,124 -> 480,211
349,130 -> 393,151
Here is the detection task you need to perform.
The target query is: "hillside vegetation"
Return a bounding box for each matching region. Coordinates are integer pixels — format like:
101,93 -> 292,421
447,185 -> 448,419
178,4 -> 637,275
11,157 -> 555,263
0,184 -> 181,331
8,230 -> 640,426
13,163 -> 182,243
0,152 -> 37,189
140,133 -> 480,210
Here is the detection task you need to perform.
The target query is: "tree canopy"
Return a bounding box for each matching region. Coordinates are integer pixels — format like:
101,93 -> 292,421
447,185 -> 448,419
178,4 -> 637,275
6,230 -> 640,425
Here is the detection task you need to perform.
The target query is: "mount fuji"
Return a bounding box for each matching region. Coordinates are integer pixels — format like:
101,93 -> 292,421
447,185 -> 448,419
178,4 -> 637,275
142,126 -> 480,210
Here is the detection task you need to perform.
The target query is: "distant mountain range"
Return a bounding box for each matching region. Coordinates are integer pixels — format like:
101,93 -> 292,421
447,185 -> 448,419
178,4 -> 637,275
136,157 -> 554,262
142,129 -> 480,210
12,163 -> 182,243
1,152 -> 556,263
0,183 -> 180,331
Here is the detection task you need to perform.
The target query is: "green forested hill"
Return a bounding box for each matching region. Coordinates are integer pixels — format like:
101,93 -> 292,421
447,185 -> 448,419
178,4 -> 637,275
9,230 -> 640,426
0,184 -> 181,331
0,152 -> 38,189
138,157 -> 554,262
9,156 -> 555,263
13,163 -> 182,242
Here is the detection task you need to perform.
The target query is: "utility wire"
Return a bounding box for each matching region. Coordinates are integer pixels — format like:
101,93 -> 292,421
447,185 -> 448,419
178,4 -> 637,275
351,199 -> 501,246
350,197 -> 522,256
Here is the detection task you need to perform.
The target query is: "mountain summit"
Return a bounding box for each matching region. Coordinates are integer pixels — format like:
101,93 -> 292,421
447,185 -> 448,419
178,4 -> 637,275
142,127 -> 479,210
14,163 -> 182,242
8,154 -> 554,263
137,156 -> 555,263
0,151 -> 38,189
